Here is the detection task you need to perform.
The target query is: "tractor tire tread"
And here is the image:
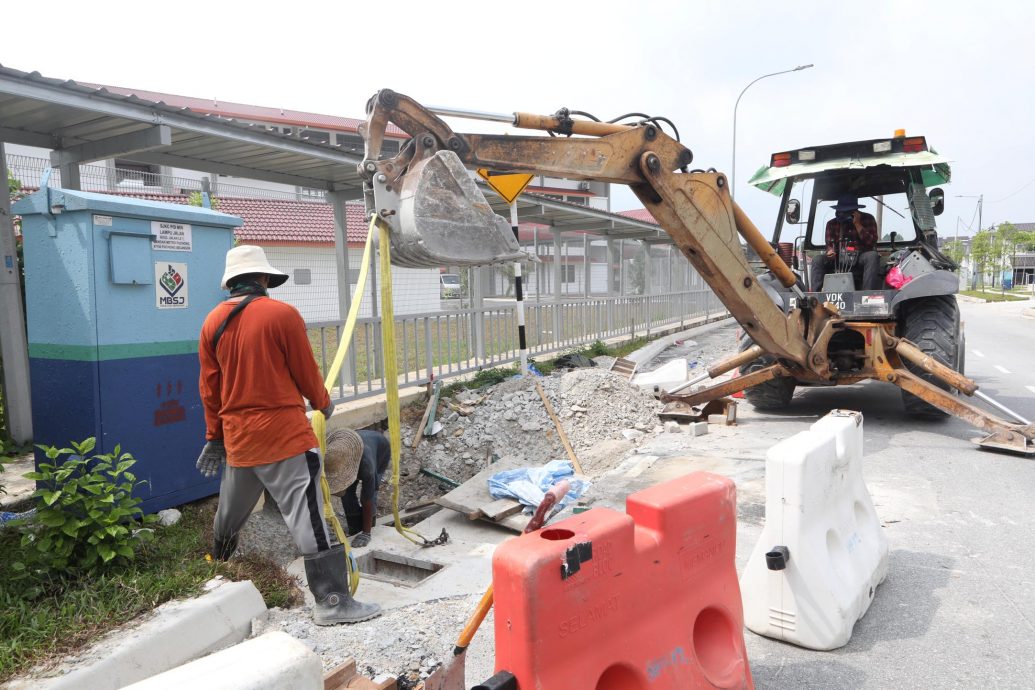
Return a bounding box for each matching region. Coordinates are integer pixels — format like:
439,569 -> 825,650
899,295 -> 960,418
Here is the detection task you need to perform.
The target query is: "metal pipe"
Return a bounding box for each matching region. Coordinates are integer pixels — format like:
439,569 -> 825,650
973,390 -> 1031,425
427,105 -> 514,124
731,201 -> 798,289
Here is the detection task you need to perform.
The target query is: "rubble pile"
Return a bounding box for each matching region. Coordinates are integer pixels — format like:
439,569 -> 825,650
554,368 -> 663,451
397,367 -> 663,504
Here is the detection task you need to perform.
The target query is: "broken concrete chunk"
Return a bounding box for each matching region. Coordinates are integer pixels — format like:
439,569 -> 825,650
520,421 -> 542,432
157,508 -> 182,526
621,429 -> 646,441
689,421 -> 709,437
664,421 -> 682,434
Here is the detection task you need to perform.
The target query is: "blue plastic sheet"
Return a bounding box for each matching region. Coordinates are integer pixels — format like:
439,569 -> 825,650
487,460 -> 589,512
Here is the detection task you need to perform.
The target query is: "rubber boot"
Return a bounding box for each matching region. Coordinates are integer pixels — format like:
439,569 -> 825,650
213,534 -> 238,561
344,512 -> 363,537
304,545 -> 381,625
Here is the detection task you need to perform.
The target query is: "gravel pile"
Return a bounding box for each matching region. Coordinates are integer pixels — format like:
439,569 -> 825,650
257,594 -> 488,689
554,368 -> 663,452
402,367 -> 662,497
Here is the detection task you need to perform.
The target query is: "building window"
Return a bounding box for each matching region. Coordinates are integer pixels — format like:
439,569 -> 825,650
293,268 -> 312,285
300,129 -> 330,144
562,265 -> 576,283
566,196 -> 588,205
114,160 -> 160,187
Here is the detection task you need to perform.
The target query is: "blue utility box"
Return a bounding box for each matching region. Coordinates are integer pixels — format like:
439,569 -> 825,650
14,187 -> 241,512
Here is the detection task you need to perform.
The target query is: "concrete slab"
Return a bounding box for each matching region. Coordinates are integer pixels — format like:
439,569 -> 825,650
122,632 -> 322,690
7,579 -> 267,690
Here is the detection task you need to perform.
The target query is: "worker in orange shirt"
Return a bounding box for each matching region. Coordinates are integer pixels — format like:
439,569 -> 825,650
196,245 -> 380,625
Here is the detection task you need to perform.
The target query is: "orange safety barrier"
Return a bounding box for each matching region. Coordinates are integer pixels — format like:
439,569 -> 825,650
491,472 -> 754,690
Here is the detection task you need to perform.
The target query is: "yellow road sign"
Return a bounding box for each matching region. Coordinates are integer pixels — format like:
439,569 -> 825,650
477,168 -> 534,204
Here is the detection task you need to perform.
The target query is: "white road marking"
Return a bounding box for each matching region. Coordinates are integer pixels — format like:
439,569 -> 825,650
994,365 -> 1011,374
972,349 -> 986,358
1026,385 -> 1035,396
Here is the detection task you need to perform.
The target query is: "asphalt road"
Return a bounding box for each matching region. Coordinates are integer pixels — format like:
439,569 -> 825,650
735,298 -> 1035,689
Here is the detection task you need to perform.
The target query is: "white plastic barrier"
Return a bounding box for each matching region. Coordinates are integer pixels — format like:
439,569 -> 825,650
741,409 -> 889,650
123,632 -> 323,690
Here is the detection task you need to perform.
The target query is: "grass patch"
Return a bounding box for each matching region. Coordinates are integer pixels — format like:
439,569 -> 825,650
959,290 -> 1027,302
0,502 -> 300,683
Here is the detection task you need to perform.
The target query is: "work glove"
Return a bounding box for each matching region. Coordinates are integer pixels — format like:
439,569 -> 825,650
320,403 -> 335,420
350,531 -> 372,548
196,440 -> 226,478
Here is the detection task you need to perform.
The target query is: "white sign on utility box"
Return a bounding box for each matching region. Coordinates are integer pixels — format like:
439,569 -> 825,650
740,409 -> 889,650
152,221 -> 193,252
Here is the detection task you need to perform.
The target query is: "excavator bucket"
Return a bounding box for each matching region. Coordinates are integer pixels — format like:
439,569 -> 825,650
379,150 -> 526,268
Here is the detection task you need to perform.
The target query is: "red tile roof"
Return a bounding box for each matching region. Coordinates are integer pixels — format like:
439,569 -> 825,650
617,208 -> 658,224
219,197 -> 368,244
80,83 -> 407,138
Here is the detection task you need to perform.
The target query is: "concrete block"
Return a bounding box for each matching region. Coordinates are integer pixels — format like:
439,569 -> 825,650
663,421 -> 682,434
15,580 -> 267,690
122,632 -> 322,690
689,421 -> 709,437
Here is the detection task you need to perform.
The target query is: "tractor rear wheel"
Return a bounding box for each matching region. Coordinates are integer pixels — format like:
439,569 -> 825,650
739,336 -> 796,410
898,295 -> 960,418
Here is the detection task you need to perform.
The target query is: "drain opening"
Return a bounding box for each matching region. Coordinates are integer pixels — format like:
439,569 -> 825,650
356,550 -> 445,587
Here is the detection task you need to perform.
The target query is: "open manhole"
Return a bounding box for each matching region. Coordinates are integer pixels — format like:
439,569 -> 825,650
356,550 -> 445,588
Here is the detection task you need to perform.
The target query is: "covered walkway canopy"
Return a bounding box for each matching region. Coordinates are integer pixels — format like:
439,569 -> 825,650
0,64 -> 666,240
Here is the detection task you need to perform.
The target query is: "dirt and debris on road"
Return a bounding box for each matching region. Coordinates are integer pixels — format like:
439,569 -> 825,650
256,594 -> 489,690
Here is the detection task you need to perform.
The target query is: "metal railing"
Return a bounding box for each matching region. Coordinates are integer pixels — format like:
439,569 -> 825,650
309,289 -> 728,403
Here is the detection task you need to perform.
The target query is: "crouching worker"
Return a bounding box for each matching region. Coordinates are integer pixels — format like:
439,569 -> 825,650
324,429 -> 390,548
196,245 -> 381,625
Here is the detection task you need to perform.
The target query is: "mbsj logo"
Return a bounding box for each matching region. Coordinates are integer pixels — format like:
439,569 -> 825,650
159,264 -> 184,297
155,262 -> 189,309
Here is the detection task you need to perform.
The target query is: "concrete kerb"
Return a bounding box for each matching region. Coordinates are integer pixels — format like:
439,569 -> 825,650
625,316 -> 736,369
319,311 -> 732,432
122,632 -> 323,690
7,579 -> 267,690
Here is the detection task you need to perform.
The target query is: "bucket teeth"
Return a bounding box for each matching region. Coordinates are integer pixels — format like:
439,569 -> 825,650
384,150 -> 526,267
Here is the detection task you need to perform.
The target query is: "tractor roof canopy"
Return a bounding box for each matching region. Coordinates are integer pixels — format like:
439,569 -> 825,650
749,135 -> 952,196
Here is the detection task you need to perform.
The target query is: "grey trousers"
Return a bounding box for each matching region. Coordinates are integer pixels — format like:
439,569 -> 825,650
213,449 -> 332,556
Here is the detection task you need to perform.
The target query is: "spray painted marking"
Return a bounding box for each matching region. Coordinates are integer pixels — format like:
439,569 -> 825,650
1026,386 -> 1035,396
972,350 -> 985,358
995,365 -> 1011,374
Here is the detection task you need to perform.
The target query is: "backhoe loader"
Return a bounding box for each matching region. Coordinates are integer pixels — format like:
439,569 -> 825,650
357,89 -> 1034,456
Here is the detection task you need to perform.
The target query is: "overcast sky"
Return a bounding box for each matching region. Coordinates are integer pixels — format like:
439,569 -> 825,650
4,1 -> 1032,237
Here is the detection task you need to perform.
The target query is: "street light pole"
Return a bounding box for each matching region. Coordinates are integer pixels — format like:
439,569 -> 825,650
732,64 -> 814,201
957,194 -> 982,289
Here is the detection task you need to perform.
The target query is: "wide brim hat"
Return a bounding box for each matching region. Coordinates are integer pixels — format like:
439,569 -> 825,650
324,428 -> 364,495
832,196 -> 866,212
221,245 -> 289,290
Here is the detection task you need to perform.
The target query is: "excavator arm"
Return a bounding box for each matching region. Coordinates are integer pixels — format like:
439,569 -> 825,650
357,88 -> 1034,456
358,89 -> 813,368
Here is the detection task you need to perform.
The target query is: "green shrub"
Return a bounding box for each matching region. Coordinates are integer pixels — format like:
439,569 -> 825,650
17,438 -> 156,576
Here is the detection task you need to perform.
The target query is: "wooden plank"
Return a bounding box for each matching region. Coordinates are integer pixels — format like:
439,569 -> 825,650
324,660 -> 357,690
478,497 -> 524,521
534,379 -> 585,475
324,658 -> 397,690
435,456 -> 528,533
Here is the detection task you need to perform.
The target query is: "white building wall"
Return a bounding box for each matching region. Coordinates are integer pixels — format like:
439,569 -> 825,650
261,245 -> 441,323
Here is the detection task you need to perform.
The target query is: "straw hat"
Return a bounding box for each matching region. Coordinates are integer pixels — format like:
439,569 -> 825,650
220,245 -> 289,290
323,428 -> 364,495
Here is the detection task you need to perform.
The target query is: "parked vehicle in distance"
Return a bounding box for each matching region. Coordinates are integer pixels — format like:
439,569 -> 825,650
440,273 -> 462,298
